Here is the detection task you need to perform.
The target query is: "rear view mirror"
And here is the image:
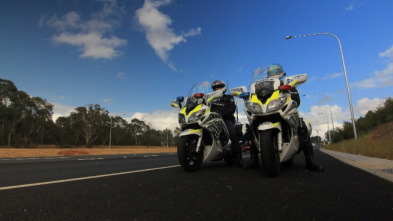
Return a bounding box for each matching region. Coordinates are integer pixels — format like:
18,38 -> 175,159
229,86 -> 248,97
283,74 -> 307,87
239,92 -> 250,99
176,96 -> 184,102
170,100 -> 181,109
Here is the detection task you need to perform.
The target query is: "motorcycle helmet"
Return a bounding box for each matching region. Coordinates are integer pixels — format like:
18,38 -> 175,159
267,64 -> 286,79
211,80 -> 227,93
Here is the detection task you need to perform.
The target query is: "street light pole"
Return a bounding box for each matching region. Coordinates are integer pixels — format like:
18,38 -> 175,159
109,117 -> 113,149
328,103 -> 335,131
286,33 -> 357,139
318,111 -> 331,143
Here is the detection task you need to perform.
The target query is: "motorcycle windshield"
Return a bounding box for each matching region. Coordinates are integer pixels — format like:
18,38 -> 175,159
255,80 -> 275,98
250,65 -> 281,99
250,66 -> 270,87
184,81 -> 211,114
187,81 -> 211,97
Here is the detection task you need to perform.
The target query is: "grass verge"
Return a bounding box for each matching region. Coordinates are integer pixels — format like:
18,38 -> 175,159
0,145 -> 177,158
324,122 -> 393,160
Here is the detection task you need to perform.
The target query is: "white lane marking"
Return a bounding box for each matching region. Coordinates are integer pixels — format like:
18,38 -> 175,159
0,165 -> 179,191
143,155 -> 159,157
77,158 -> 104,161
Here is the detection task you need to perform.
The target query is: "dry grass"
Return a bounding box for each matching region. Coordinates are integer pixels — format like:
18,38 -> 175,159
0,145 -> 177,158
325,122 -> 393,160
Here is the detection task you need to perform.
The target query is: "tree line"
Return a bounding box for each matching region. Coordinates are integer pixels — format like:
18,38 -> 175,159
325,98 -> 393,143
3,77 -> 392,147
0,78 -> 179,147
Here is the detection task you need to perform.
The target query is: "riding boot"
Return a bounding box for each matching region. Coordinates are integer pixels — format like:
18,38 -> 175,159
299,119 -> 324,172
231,150 -> 243,168
303,138 -> 324,172
244,145 -> 259,169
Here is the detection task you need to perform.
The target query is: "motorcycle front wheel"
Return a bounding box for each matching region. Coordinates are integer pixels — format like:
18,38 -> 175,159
259,130 -> 280,177
177,135 -> 203,172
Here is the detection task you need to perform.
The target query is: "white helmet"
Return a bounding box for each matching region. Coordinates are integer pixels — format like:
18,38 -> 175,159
211,80 -> 227,93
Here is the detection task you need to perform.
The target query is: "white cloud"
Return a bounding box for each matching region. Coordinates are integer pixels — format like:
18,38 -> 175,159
52,32 -> 126,59
135,0 -> 201,71
354,97 -> 386,116
379,44 -> 393,58
102,98 -> 112,104
352,63 -> 393,88
345,4 -> 355,11
116,72 -> 125,79
351,78 -> 377,88
128,107 -> 248,132
43,0 -> 127,59
300,96 -> 387,139
52,102 -> 75,121
301,104 -> 347,139
352,44 -> 393,89
375,63 -> 393,86
323,72 -> 343,80
130,109 -> 179,130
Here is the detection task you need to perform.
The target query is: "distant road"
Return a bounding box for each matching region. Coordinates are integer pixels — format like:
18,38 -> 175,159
0,151 -> 392,220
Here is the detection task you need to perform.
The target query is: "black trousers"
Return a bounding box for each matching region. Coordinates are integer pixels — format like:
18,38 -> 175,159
223,119 -> 241,153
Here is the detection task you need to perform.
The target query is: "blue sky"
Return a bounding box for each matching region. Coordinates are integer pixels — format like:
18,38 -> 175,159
1,0 -> 393,138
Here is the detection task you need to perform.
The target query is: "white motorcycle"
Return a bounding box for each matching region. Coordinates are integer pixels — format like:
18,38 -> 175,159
170,81 -> 252,172
230,66 -> 312,176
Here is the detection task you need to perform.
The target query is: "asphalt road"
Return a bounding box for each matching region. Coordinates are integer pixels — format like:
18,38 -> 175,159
0,150 -> 392,220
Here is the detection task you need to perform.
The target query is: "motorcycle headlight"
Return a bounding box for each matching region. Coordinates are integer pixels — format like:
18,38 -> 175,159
188,109 -> 206,122
267,97 -> 286,112
246,102 -> 262,114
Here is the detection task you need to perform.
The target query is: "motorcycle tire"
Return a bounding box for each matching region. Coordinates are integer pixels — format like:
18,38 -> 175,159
259,130 -> 280,177
177,135 -> 203,172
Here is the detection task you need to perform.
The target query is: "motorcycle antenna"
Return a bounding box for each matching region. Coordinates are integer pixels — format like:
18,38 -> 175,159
236,101 -> 239,121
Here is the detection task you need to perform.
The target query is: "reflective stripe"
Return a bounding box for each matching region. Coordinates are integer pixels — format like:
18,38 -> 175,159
251,94 -> 262,106
187,104 -> 202,116
290,79 -> 298,87
265,90 -> 280,105
190,129 -> 202,134
180,107 -> 186,115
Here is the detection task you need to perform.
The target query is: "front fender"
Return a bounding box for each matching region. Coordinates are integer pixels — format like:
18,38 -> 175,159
257,122 -> 282,152
179,129 -> 203,152
258,122 -> 282,132
179,129 -> 202,137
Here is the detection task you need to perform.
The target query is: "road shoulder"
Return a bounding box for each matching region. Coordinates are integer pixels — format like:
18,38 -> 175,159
320,148 -> 393,183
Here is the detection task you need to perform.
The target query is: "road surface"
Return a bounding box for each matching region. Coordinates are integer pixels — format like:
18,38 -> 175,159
0,150 -> 392,220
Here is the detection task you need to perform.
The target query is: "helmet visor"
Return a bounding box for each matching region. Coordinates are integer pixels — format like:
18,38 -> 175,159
213,84 -> 225,90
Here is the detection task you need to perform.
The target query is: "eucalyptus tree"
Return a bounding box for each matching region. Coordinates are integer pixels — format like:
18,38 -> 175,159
110,116 -> 128,145
4,90 -> 30,146
73,104 -> 109,147
19,97 -> 53,145
0,79 -> 18,144
129,118 -> 150,145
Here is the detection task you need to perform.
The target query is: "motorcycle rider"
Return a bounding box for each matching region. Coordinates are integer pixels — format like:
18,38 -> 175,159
266,64 -> 324,171
210,80 -> 244,168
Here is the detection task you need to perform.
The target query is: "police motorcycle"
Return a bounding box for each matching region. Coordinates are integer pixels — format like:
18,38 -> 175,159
230,66 -> 312,176
170,81 -> 252,172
